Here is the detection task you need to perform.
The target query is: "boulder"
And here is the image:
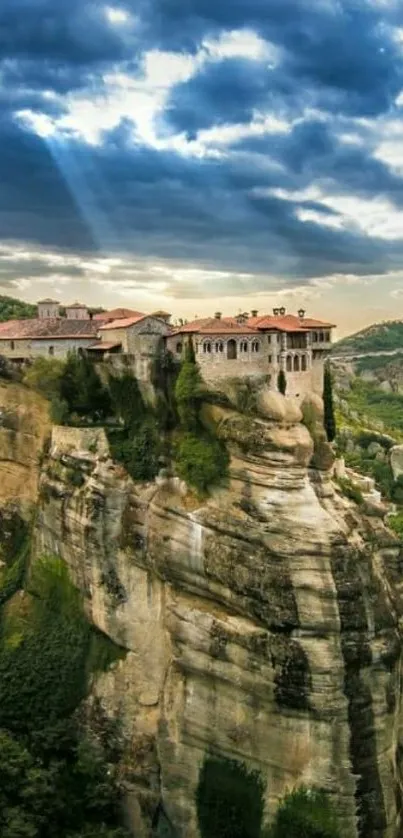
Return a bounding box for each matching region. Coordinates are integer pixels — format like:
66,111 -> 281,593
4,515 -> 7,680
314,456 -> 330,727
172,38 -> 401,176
390,445 -> 403,480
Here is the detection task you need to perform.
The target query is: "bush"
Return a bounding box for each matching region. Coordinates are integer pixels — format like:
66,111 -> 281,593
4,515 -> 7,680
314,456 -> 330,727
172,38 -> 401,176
23,357 -> 65,401
323,363 -> 336,443
266,787 -> 341,838
336,477 -> 364,505
175,432 -> 229,494
175,340 -> 204,431
388,512 -> 403,538
392,474 -> 403,504
197,756 -> 265,838
277,369 -> 287,395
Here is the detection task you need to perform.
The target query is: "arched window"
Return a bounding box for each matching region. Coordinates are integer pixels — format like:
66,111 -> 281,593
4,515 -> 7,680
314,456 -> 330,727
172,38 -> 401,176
203,341 -> 212,353
10,340 -> 14,351
215,341 -> 224,353
176,342 -> 183,354
301,355 -> 307,371
240,341 -> 248,353
251,340 -> 260,353
286,355 -> 292,372
293,355 -> 300,372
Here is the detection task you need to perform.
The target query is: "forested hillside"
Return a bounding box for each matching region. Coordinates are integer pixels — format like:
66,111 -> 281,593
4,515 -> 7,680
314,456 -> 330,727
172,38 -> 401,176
0,295 -> 36,321
333,321 -> 403,355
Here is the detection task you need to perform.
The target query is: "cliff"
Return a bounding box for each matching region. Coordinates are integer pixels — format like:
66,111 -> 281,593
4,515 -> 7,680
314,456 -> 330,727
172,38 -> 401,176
1,382 -> 403,837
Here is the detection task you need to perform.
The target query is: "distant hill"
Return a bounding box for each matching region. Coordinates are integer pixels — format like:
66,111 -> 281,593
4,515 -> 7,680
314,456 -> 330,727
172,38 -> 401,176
333,320 -> 403,356
0,295 -> 36,322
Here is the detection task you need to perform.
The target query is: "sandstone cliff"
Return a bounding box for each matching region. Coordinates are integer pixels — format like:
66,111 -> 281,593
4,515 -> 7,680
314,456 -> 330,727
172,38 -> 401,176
1,383 -> 403,838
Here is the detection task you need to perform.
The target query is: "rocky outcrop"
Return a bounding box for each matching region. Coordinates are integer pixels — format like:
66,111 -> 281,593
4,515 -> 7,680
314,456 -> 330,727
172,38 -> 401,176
27,389 -> 403,838
0,381 -> 50,510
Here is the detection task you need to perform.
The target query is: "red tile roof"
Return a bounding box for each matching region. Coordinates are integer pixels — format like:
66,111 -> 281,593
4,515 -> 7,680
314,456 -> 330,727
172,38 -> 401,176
0,318 -> 99,340
88,341 -> 121,350
93,308 -> 144,322
172,317 -> 260,335
247,314 -> 336,332
99,314 -> 147,330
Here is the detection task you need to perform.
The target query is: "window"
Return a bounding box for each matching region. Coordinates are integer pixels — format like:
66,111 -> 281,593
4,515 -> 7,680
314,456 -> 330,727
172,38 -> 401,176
286,355 -> 292,372
48,346 -> 54,356
240,341 -> 248,353
267,335 -> 272,344
313,332 -> 318,342
277,355 -> 280,364
325,331 -> 330,342
176,342 -> 183,354
10,340 -> 14,351
293,355 -> 300,372
277,334 -> 281,343
203,341 -> 212,353
319,331 -> 324,342
215,341 -> 224,353
268,354 -> 272,364
251,340 -> 260,353
301,355 -> 307,371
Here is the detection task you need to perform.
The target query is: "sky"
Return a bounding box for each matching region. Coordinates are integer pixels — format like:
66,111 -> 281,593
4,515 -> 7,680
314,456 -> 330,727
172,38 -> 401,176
3,3 -> 403,334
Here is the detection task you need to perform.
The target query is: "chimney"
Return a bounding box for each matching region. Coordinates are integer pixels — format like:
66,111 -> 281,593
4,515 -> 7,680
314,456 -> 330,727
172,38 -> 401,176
298,308 -> 306,319
214,311 -> 222,320
251,309 -> 258,318
273,307 -> 280,316
279,306 -> 286,316
236,313 -> 247,325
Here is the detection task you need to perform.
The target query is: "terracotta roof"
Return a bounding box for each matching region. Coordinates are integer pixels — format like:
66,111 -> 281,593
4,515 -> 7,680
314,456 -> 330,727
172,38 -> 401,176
99,314 -> 147,330
88,341 -> 121,350
0,318 -> 99,340
247,314 -> 336,332
93,308 -> 144,322
173,317 -> 260,335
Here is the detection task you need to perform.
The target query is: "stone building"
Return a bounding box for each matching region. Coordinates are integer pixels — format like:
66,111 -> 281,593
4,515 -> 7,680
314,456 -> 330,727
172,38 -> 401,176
65,302 -> 90,320
166,308 -> 335,396
0,301 -> 99,360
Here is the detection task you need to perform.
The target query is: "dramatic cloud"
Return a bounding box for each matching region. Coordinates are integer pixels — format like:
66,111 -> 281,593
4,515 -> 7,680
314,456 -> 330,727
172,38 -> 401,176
1,0 -> 403,330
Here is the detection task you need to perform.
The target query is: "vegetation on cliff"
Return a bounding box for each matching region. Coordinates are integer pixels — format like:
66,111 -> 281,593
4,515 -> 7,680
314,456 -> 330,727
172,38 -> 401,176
0,516 -> 129,838
174,340 -> 229,494
323,363 -> 336,443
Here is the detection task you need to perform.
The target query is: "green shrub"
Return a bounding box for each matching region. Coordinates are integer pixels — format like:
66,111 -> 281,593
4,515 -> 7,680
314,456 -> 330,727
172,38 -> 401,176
266,787 -> 341,838
392,475 -> 403,504
175,432 -> 229,494
23,356 -> 65,401
277,369 -> 287,395
388,512 -> 403,539
197,756 -> 265,838
336,477 -> 364,505
109,372 -> 146,431
107,419 -> 160,482
175,340 -> 204,431
60,353 -> 111,421
323,362 -> 336,442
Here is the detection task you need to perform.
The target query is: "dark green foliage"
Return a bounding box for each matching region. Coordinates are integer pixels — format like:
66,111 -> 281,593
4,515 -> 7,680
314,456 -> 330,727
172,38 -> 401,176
355,430 -> 394,451
60,353 -> 111,421
23,357 -> 65,401
109,373 -> 146,431
197,755 -> 265,838
107,418 -> 160,483
388,511 -> 403,538
266,787 -> 341,838
0,294 -> 36,322
0,552 -> 129,838
175,342 -> 204,431
175,432 -> 229,494
277,369 -> 287,395
151,349 -> 180,431
323,363 -> 336,442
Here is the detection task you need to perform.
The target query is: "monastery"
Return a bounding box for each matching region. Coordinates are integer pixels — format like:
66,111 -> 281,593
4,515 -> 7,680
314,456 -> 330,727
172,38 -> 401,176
0,299 -> 335,397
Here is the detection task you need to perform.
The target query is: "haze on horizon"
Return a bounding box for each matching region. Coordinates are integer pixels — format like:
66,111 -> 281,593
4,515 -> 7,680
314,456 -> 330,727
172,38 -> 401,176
2,1 -> 403,338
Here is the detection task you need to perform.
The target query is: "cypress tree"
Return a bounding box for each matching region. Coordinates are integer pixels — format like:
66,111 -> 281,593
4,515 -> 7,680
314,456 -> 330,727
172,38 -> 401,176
277,369 -> 287,395
323,361 -> 336,442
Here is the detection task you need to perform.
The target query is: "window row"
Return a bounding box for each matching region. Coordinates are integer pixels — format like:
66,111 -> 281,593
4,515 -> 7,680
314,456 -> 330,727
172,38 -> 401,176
286,355 -> 307,372
312,331 -> 331,343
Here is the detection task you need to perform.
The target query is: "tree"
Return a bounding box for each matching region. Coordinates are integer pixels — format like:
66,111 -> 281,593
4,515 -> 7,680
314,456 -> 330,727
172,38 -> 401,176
323,362 -> 336,442
175,339 -> 204,431
266,787 -> 341,838
23,357 -> 65,401
197,756 -> 264,838
175,433 -> 228,494
277,369 -> 287,395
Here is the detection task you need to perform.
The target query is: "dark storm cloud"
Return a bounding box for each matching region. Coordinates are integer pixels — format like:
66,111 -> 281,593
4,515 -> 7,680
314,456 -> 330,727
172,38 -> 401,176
143,0 -> 403,116
1,0 -> 403,294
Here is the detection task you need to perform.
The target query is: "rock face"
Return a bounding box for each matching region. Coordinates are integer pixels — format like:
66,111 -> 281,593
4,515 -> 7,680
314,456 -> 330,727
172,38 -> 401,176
22,388 -> 403,838
0,381 -> 50,510
390,445 -> 403,481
